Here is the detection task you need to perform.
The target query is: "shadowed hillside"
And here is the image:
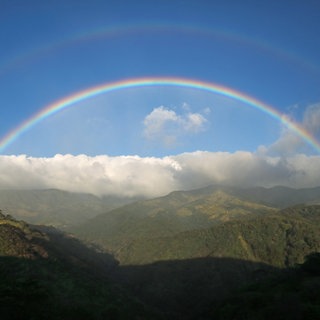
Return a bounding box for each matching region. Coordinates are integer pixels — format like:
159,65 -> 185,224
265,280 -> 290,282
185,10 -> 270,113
0,211 -> 157,320
207,253 -> 320,320
0,208 -> 319,319
1,187 -> 320,319
113,257 -> 278,319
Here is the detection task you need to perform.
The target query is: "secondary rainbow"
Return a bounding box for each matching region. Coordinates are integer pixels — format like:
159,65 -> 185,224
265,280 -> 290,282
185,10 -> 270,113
0,77 -> 319,153
2,23 -> 318,79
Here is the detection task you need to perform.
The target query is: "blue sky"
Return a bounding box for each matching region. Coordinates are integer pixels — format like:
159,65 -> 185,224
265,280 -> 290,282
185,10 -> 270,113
0,0 -> 319,156
0,0 -> 320,195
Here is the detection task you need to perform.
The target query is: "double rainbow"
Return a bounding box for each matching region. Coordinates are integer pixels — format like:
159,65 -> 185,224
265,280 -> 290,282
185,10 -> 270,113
0,77 -> 319,153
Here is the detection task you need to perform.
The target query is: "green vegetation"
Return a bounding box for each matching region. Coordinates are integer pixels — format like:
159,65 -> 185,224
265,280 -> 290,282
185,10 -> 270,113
0,257 -> 152,320
73,187 -> 320,268
70,185 -> 320,319
1,185 -> 320,319
0,212 -> 157,320
0,189 -> 138,227
113,208 -> 320,266
104,206 -> 320,318
209,253 -> 320,320
73,188 -> 278,254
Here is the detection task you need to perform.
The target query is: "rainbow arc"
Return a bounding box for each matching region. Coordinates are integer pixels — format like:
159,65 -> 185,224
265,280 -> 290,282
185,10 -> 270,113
0,77 -> 319,153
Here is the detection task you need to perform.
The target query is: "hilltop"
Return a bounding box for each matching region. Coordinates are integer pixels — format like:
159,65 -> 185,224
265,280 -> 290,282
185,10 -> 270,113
72,185 -> 320,259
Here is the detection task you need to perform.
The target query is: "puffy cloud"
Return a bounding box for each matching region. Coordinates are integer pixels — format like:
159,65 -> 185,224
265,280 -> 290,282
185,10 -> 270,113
303,103 -> 320,134
0,152 -> 319,198
265,103 -> 320,155
143,106 -> 207,146
184,113 -> 207,132
143,106 -> 179,138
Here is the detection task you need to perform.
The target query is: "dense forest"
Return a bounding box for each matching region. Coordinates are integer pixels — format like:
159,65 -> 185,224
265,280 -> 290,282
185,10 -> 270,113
0,185 -> 320,319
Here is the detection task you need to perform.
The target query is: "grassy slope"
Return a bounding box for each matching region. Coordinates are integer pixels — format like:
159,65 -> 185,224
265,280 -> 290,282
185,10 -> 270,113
0,189 -> 137,227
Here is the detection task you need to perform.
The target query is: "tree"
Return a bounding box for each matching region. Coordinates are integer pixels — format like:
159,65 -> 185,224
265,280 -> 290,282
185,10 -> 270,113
301,252 -> 320,275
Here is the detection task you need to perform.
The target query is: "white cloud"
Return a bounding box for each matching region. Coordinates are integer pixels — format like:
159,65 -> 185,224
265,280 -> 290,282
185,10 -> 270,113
184,113 -> 207,132
0,152 -> 319,198
143,105 -> 207,146
143,106 -> 179,137
265,102 -> 320,155
303,103 -> 320,134
203,107 -> 211,115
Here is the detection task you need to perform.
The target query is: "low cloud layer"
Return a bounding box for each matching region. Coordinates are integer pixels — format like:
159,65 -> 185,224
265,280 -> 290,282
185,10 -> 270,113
1,152 -> 320,198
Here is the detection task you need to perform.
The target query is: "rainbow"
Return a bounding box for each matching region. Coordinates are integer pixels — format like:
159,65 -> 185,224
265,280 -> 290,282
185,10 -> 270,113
1,23 -> 318,79
0,77 -> 319,153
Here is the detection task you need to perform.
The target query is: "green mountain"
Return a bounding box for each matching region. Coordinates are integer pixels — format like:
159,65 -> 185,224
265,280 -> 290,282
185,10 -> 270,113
108,205 -> 320,319
0,189 -> 138,228
114,205 -> 320,266
232,185 -> 320,208
1,206 -> 318,320
0,211 -> 155,320
2,185 -> 320,229
73,186 -> 278,254
2,185 -> 320,319
71,185 -> 320,318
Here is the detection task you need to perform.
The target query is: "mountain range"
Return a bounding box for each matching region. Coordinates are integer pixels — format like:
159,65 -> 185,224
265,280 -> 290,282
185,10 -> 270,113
72,185 -> 320,263
1,184 -> 320,319
0,189 -> 138,227
1,184 -> 320,229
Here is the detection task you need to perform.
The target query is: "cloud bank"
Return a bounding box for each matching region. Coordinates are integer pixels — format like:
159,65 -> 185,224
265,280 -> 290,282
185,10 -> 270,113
1,152 -> 320,198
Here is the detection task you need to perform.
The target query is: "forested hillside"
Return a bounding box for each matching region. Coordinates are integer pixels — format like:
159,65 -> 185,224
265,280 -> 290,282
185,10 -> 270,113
113,206 -> 320,266
108,205 -> 320,318
208,252 -> 320,320
1,185 -> 320,319
70,185 -> 320,319
73,185 -> 320,261
73,186 -> 278,253
0,211 -> 156,320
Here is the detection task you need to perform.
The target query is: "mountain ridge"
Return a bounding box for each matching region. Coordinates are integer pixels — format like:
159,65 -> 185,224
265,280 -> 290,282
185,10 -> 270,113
113,205 -> 320,266
1,191 -> 320,319
72,186 -> 278,253
72,184 -> 320,257
0,189 -> 140,227
2,185 -> 320,229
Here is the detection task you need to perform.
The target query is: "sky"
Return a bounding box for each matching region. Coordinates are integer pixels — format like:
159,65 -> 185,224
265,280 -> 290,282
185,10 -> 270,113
0,0 -> 320,197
